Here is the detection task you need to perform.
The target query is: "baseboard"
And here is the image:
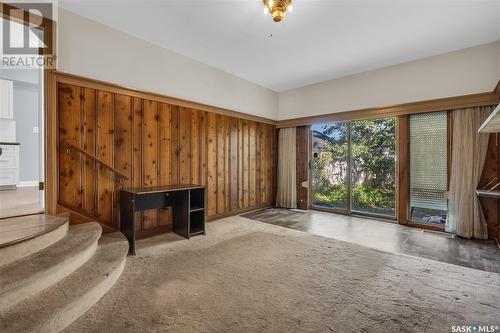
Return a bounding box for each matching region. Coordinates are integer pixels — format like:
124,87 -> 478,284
17,181 -> 39,187
58,201 -> 274,233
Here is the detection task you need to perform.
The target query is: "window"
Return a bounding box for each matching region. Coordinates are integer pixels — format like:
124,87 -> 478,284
409,112 -> 448,225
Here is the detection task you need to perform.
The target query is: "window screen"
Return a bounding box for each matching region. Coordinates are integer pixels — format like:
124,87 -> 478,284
409,112 -> 448,224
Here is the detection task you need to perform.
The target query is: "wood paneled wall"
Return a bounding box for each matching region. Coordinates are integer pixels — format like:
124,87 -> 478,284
57,83 -> 277,232
480,134 -> 500,242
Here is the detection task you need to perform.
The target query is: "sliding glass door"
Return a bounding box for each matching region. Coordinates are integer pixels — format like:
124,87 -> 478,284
311,117 -> 396,218
311,122 -> 349,212
351,118 -> 396,217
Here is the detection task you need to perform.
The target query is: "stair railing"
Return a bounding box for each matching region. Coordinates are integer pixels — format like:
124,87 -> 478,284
62,140 -> 129,183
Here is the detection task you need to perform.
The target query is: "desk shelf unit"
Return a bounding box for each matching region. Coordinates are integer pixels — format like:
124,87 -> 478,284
120,184 -> 205,255
189,188 -> 205,236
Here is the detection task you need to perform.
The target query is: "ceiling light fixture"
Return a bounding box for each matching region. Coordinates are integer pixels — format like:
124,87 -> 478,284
263,0 -> 293,22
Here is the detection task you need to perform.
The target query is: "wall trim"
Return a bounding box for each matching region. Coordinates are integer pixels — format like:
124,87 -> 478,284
277,84 -> 500,128
54,71 -> 277,125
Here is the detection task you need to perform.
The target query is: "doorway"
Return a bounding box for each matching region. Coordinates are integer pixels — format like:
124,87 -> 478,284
0,17 -> 45,218
311,117 -> 396,219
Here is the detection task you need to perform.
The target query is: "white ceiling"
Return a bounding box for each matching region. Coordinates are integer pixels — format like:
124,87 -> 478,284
58,0 -> 500,92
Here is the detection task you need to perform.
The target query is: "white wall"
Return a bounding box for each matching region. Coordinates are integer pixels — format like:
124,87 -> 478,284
278,41 -> 500,120
14,82 -> 40,183
56,9 -> 278,120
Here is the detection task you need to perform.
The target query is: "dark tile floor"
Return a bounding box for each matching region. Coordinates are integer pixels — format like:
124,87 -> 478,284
241,208 -> 500,273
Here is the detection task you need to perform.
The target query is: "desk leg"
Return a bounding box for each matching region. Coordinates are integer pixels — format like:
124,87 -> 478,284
120,193 -> 136,255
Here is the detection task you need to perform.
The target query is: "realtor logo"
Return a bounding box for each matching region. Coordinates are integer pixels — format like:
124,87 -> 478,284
1,2 -> 56,68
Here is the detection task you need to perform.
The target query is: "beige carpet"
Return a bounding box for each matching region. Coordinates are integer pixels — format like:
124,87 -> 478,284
65,216 -> 500,333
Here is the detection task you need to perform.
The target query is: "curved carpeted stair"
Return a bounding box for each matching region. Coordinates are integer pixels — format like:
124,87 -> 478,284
0,215 -> 128,333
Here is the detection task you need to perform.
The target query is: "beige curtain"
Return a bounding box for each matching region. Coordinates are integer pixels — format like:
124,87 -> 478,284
276,127 -> 297,208
446,106 -> 493,239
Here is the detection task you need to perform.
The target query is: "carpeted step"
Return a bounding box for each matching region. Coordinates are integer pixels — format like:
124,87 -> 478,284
0,215 -> 69,266
0,222 -> 102,311
0,232 -> 128,333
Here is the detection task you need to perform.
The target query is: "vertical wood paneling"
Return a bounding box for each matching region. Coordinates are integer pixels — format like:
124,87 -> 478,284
207,113 -> 218,216
132,98 -> 143,231
217,115 -> 226,214
191,109 -> 200,185
170,105 -> 180,186
96,91 -> 113,222
238,119 -> 244,209
249,122 -> 257,207
82,88 -> 96,214
255,123 -> 262,207
113,94 -> 132,228
179,107 -> 191,184
270,125 -> 277,203
242,120 -> 250,207
142,99 -> 159,229
260,124 -> 270,204
229,118 -> 239,210
58,83 -> 277,232
199,111 -> 207,186
159,103 -> 172,225
224,118 -> 230,212
481,134 -> 499,239
58,84 -> 82,209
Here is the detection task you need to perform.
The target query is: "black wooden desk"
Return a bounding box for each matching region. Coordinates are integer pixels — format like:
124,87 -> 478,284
120,184 -> 205,255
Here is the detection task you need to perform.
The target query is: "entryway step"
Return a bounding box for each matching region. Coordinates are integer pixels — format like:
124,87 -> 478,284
0,214 -> 69,266
0,222 -> 101,311
0,232 -> 129,333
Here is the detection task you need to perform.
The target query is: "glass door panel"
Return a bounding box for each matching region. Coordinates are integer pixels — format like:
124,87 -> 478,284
311,122 -> 349,211
350,118 -> 396,217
